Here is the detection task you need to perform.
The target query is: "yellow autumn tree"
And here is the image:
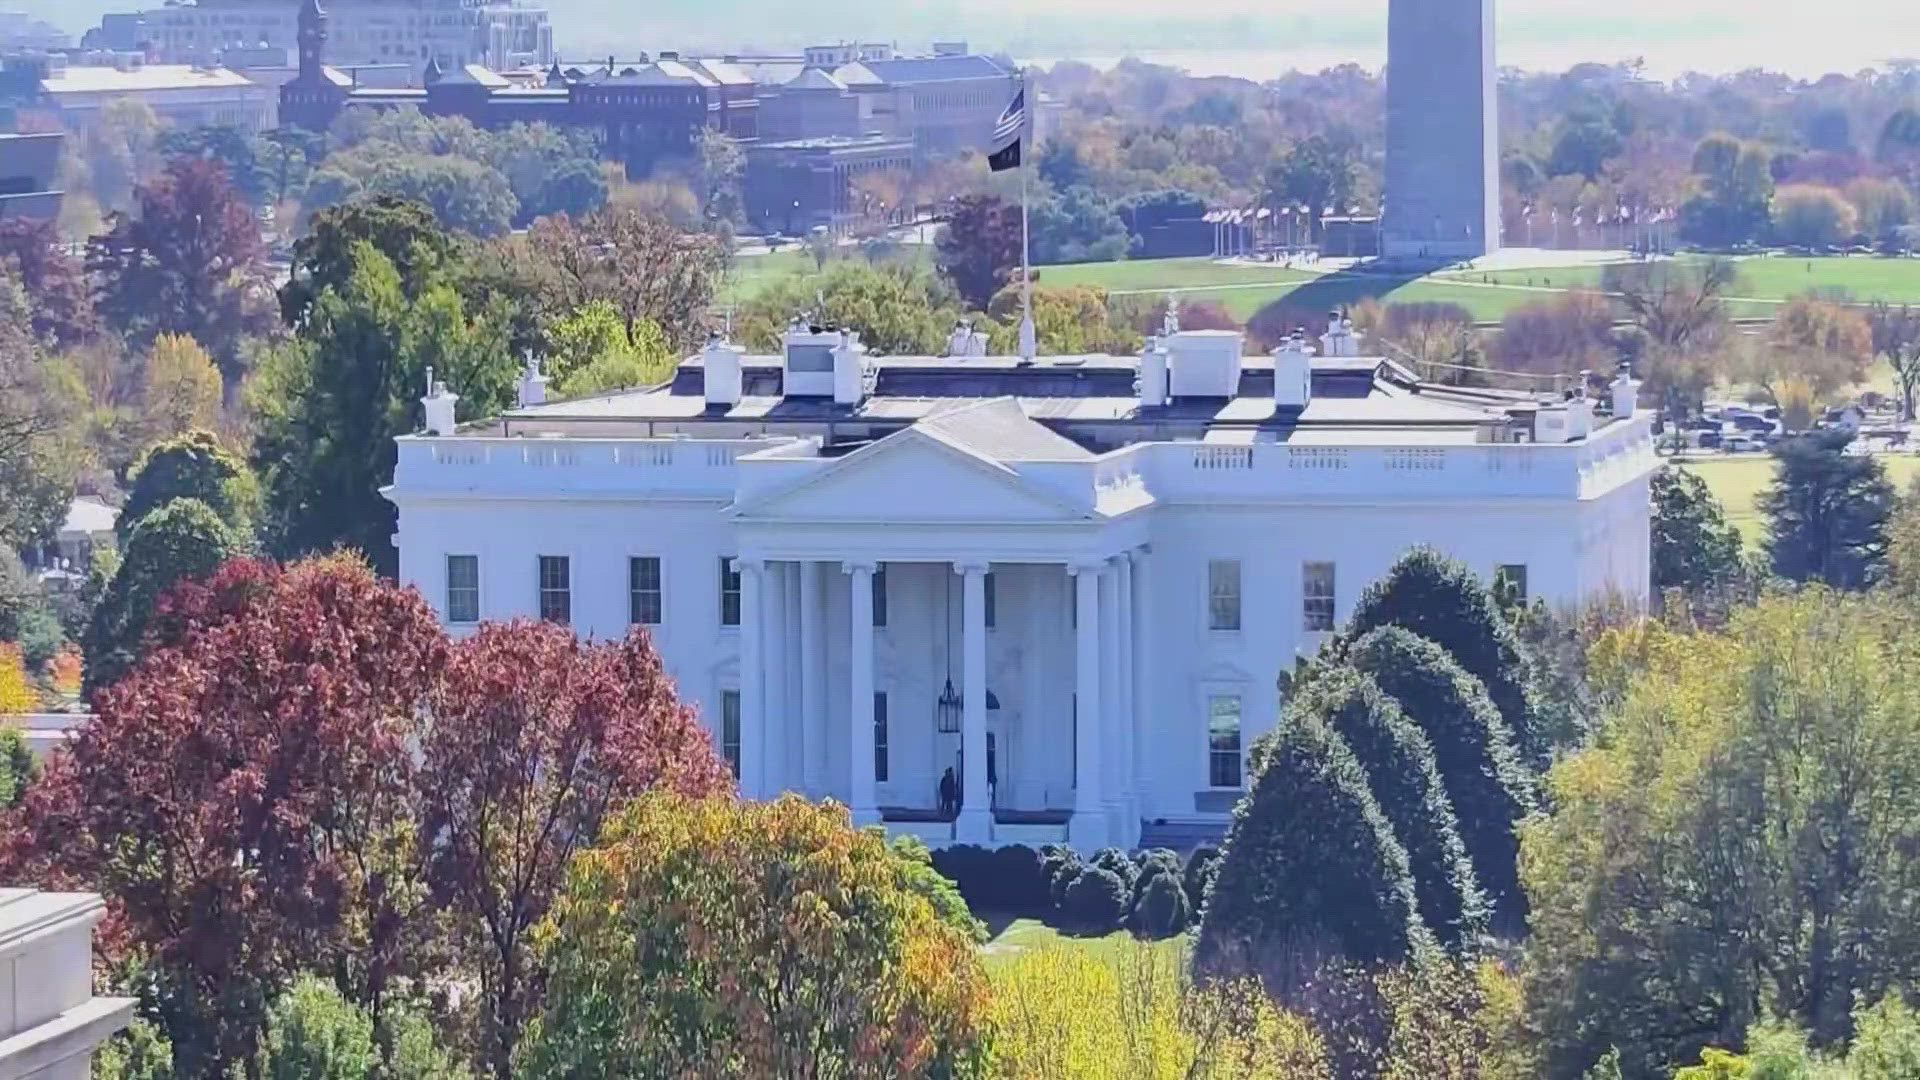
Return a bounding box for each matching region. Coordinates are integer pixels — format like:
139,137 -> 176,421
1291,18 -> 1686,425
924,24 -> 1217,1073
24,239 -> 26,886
989,941 -> 1329,1079
0,643 -> 35,714
521,793 -> 992,1079
143,333 -> 223,440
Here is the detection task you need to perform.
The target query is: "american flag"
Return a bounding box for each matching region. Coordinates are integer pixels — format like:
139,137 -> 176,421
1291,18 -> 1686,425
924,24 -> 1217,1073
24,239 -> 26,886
992,89 -> 1025,145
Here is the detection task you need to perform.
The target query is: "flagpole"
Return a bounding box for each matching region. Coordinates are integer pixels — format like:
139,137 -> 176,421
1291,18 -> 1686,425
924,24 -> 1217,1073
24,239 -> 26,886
1017,70 -> 1036,361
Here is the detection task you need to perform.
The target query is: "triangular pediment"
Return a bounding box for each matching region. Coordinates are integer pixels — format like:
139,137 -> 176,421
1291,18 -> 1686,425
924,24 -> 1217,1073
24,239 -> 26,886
735,429 -> 1092,523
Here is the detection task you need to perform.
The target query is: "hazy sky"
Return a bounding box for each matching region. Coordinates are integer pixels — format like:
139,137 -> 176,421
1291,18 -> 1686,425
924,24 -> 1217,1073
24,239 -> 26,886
16,0 -> 1920,80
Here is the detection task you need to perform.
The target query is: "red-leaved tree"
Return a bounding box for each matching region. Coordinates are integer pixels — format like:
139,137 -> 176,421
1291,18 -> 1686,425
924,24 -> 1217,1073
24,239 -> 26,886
3,554 -> 447,1076
419,620 -> 733,1079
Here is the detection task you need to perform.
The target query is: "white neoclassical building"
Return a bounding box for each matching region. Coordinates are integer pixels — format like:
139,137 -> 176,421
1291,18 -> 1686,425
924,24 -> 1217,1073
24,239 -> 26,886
386,316 -> 1655,850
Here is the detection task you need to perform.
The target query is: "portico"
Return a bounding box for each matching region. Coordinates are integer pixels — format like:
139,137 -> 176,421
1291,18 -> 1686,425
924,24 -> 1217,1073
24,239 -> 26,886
726,399 -> 1151,848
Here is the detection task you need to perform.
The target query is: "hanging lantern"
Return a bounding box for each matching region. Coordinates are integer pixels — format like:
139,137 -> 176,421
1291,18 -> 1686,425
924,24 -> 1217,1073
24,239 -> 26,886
936,677 -> 962,734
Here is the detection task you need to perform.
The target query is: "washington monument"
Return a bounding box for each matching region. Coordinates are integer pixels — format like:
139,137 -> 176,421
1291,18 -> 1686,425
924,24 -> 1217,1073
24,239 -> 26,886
1381,0 -> 1500,259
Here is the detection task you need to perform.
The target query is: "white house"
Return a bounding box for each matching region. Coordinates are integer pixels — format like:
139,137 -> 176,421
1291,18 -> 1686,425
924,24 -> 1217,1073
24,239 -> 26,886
385,315 -> 1656,851
0,888 -> 134,1078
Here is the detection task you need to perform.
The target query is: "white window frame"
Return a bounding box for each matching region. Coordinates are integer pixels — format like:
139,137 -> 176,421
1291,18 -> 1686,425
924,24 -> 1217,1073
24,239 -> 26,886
537,555 -> 570,625
1206,693 -> 1245,790
445,554 -> 479,624
719,556 -> 741,627
1208,559 -> 1242,632
629,555 -> 663,626
1303,560 -> 1337,633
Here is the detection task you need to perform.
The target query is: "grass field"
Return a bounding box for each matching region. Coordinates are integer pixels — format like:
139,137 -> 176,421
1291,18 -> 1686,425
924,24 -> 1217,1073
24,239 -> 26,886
1434,255 -> 1920,307
1673,454 -> 1920,546
978,915 -> 1187,971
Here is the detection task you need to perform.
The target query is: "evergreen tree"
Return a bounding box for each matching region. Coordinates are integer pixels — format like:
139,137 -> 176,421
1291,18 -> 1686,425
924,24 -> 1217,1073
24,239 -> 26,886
80,498 -> 240,695
1761,429 -> 1896,588
1306,668 -> 1487,950
1346,626 -> 1536,933
119,430 -> 258,542
1651,464 -> 1746,596
1195,706 -> 1429,996
1343,547 -> 1545,766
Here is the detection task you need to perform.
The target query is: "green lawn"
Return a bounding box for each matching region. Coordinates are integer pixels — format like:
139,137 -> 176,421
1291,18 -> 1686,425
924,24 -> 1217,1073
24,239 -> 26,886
1436,255 -> 1920,307
1674,454 -> 1920,546
722,249 -> 1920,324
978,915 -> 1187,971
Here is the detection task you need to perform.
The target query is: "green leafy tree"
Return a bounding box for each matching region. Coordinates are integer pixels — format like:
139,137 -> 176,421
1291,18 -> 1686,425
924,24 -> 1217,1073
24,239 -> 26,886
1680,134 -> 1774,247
1770,184 -> 1858,247
253,975 -> 380,1080
1194,705 -> 1429,997
519,793 -> 992,1079
252,241 -> 514,575
740,262 -> 964,356
1266,131 -> 1362,241
0,278 -> 82,549
119,430 -> 258,542
1304,668 -> 1487,951
1651,464 -> 1746,595
1344,626 -> 1536,934
280,196 -> 455,327
79,498 -> 240,695
91,1017 -> 175,1080
1343,548 -> 1545,767
1761,429 -> 1895,588
303,149 -> 516,238
543,299 -> 672,394
1522,593 -> 1920,1076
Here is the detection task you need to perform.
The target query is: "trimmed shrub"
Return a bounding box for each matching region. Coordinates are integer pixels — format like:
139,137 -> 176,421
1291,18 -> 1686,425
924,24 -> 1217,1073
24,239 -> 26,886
1131,871 -> 1192,939
1195,705 -> 1429,995
1342,547 -> 1545,766
1134,847 -> 1181,880
1063,866 -> 1129,934
989,843 -> 1048,912
1308,668 -> 1488,950
1347,626 -> 1537,931
1184,845 -> 1221,914
929,843 -> 995,909
1045,848 -> 1084,911
1090,847 -> 1138,890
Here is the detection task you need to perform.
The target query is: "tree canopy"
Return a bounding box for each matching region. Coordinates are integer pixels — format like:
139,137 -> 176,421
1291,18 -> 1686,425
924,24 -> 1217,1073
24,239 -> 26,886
1762,429 -> 1895,588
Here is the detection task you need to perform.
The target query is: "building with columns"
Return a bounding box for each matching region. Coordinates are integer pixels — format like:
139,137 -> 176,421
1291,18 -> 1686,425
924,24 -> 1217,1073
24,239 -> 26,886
386,316 -> 1655,851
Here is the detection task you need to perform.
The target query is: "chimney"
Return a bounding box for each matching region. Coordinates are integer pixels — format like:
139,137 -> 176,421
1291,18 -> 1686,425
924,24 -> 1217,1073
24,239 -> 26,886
420,367 -> 458,435
516,352 -> 549,407
1567,376 -> 1593,440
1272,330 -> 1312,409
1611,360 -> 1640,418
703,333 -> 743,407
945,320 -> 971,358
833,329 -> 866,405
1317,310 -> 1344,358
1138,335 -> 1168,406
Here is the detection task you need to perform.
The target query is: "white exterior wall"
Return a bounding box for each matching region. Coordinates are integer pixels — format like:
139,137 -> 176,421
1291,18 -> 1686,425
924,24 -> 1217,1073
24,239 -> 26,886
389,416 -> 1656,847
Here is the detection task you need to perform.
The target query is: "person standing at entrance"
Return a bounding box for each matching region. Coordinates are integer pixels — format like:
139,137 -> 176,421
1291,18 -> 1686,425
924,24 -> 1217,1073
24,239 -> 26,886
939,766 -> 958,820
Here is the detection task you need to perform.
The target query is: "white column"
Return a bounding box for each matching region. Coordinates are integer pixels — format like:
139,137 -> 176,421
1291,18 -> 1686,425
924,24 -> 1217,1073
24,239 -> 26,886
956,561 -> 991,843
1098,560 -> 1123,839
845,561 -> 878,824
800,560 -> 827,795
1115,553 -> 1137,847
1128,547 -> 1152,831
762,561 -> 789,794
784,563 -> 804,791
738,558 -> 765,799
1069,562 -> 1106,849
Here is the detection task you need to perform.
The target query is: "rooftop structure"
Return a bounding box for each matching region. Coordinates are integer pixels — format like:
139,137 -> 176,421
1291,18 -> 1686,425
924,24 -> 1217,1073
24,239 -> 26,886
29,56 -> 274,134
141,0 -> 551,78
0,131 -> 62,223
0,888 -> 133,1076
388,315 -> 1654,852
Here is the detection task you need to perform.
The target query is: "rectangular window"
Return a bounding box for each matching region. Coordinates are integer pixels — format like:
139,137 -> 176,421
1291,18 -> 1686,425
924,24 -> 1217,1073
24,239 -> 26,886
537,555 -> 570,625
1494,563 -> 1529,605
1208,694 -> 1243,788
872,564 -> 887,627
445,555 -> 479,623
719,556 -> 741,626
720,689 -> 741,779
1208,559 -> 1241,631
873,692 -> 889,782
629,556 -> 662,625
1303,561 -> 1337,633
985,571 -> 996,628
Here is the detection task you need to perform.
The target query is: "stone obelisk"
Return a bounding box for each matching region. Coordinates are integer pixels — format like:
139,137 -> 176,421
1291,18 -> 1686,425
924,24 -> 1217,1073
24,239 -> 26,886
1381,0 -> 1500,259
